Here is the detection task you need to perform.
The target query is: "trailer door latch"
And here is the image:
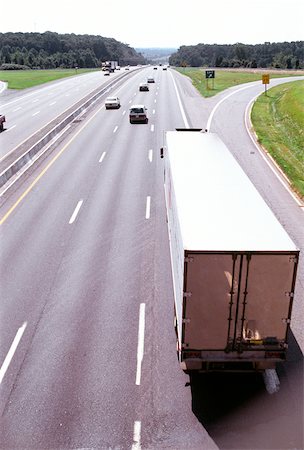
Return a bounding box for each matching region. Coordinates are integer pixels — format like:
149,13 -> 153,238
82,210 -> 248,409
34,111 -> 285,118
183,291 -> 192,299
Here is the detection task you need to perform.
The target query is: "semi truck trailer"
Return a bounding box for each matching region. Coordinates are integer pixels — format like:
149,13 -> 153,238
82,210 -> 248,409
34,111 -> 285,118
161,130 -> 299,373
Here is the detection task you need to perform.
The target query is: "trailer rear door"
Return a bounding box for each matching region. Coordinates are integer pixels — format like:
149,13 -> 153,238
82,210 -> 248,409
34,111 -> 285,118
183,252 -> 297,351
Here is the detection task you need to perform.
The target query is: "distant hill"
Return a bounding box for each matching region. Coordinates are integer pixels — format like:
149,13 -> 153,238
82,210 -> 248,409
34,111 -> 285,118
169,41 -> 304,69
0,32 -> 147,69
136,48 -> 177,64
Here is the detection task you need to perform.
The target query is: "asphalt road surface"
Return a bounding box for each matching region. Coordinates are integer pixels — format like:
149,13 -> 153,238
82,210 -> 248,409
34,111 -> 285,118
0,67 -> 303,449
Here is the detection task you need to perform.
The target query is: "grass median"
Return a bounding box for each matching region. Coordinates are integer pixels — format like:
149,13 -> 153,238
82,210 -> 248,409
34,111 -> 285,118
174,68 -> 301,97
0,68 -> 99,89
251,80 -> 304,198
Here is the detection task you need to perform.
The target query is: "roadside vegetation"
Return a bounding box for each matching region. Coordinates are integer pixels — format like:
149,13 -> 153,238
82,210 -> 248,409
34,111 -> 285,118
251,80 -> 304,198
0,68 -> 99,89
174,68 -> 300,97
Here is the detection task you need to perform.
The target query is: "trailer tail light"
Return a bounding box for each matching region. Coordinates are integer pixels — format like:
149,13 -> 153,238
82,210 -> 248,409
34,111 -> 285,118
265,351 -> 284,359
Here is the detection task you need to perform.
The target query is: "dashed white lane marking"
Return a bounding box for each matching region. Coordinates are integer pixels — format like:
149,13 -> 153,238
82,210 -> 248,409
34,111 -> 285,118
132,420 -> 141,450
49,101 -> 57,106
13,107 -> 21,112
132,421 -> 141,450
32,98 -> 39,103
154,99 -> 157,103
32,111 -> 40,117
69,200 -> 83,224
122,110 -> 126,115
0,322 -> 27,385
136,303 -> 146,385
113,125 -> 118,133
129,100 -> 132,104
99,151 -> 106,163
153,109 -> 155,114
150,124 -> 154,132
145,196 -> 151,219
148,149 -> 153,162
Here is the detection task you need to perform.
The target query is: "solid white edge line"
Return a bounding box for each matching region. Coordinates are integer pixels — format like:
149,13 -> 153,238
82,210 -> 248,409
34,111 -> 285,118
0,322 -> 27,384
145,196 -> 151,219
135,303 -> 146,386
69,200 -> 83,224
245,94 -> 303,209
168,70 -> 189,128
148,149 -> 153,162
6,125 -> 16,132
206,82 -> 261,131
99,151 -> 106,163
132,420 -> 141,450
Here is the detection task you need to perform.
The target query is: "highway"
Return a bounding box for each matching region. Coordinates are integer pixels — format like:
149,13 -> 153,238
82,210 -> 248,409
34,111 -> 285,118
0,68 -> 138,159
0,67 -> 303,449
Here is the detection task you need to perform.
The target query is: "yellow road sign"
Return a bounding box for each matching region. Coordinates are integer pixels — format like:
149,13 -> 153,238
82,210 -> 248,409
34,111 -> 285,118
262,74 -> 270,84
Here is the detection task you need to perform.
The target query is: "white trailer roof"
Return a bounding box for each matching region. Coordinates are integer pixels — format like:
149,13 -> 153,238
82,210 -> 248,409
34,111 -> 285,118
165,131 -> 297,252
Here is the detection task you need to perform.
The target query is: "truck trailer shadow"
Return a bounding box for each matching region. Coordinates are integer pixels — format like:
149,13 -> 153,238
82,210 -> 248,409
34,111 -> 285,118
189,331 -> 303,449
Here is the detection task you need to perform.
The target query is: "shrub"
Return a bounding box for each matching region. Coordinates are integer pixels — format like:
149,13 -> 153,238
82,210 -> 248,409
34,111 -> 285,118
0,63 -> 31,70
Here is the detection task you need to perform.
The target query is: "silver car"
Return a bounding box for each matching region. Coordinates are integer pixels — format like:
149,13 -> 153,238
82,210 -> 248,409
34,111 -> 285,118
105,97 -> 121,109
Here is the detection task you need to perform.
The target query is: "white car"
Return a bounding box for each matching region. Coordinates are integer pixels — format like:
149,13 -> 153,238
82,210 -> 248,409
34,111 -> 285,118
147,77 -> 155,83
105,96 -> 120,109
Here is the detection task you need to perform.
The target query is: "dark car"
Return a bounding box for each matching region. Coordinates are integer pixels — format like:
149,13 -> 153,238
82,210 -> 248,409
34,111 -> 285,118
139,83 -> 149,91
129,105 -> 148,124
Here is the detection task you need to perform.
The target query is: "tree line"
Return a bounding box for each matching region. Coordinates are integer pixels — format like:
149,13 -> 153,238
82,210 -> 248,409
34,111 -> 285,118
169,41 -> 304,69
0,32 -> 146,69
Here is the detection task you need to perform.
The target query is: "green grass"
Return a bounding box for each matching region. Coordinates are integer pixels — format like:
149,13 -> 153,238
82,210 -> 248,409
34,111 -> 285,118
174,68 -> 300,98
0,68 -> 99,89
251,80 -> 304,197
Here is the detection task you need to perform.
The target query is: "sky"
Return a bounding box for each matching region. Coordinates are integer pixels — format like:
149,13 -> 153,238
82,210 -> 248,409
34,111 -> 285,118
1,0 -> 303,49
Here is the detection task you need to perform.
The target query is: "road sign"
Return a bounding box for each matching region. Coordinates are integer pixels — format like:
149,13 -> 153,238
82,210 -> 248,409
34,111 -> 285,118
262,74 -> 270,84
206,70 -> 215,79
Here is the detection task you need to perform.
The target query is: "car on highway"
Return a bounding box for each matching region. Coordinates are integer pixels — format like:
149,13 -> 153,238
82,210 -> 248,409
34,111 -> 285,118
147,77 -> 155,83
0,114 -> 5,132
125,66 -> 130,70
129,105 -> 148,124
105,97 -> 121,109
153,67 -> 158,70
139,83 -> 149,91
104,71 -> 110,76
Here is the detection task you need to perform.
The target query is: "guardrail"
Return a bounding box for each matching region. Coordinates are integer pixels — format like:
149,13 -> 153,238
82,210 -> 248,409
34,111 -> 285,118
0,69 -> 140,188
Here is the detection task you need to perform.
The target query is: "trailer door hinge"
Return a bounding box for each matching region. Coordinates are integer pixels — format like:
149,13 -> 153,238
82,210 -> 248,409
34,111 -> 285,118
289,256 -> 298,263
285,291 -> 294,298
182,318 -> 191,324
183,291 -> 192,299
185,257 -> 194,263
282,318 -> 291,324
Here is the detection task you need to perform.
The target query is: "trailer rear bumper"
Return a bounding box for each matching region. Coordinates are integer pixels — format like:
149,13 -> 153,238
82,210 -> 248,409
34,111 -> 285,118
180,349 -> 286,372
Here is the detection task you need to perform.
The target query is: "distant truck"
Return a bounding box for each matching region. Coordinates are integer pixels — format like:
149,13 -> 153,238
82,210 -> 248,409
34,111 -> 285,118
0,114 -> 5,132
161,129 -> 299,373
102,60 -> 118,72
